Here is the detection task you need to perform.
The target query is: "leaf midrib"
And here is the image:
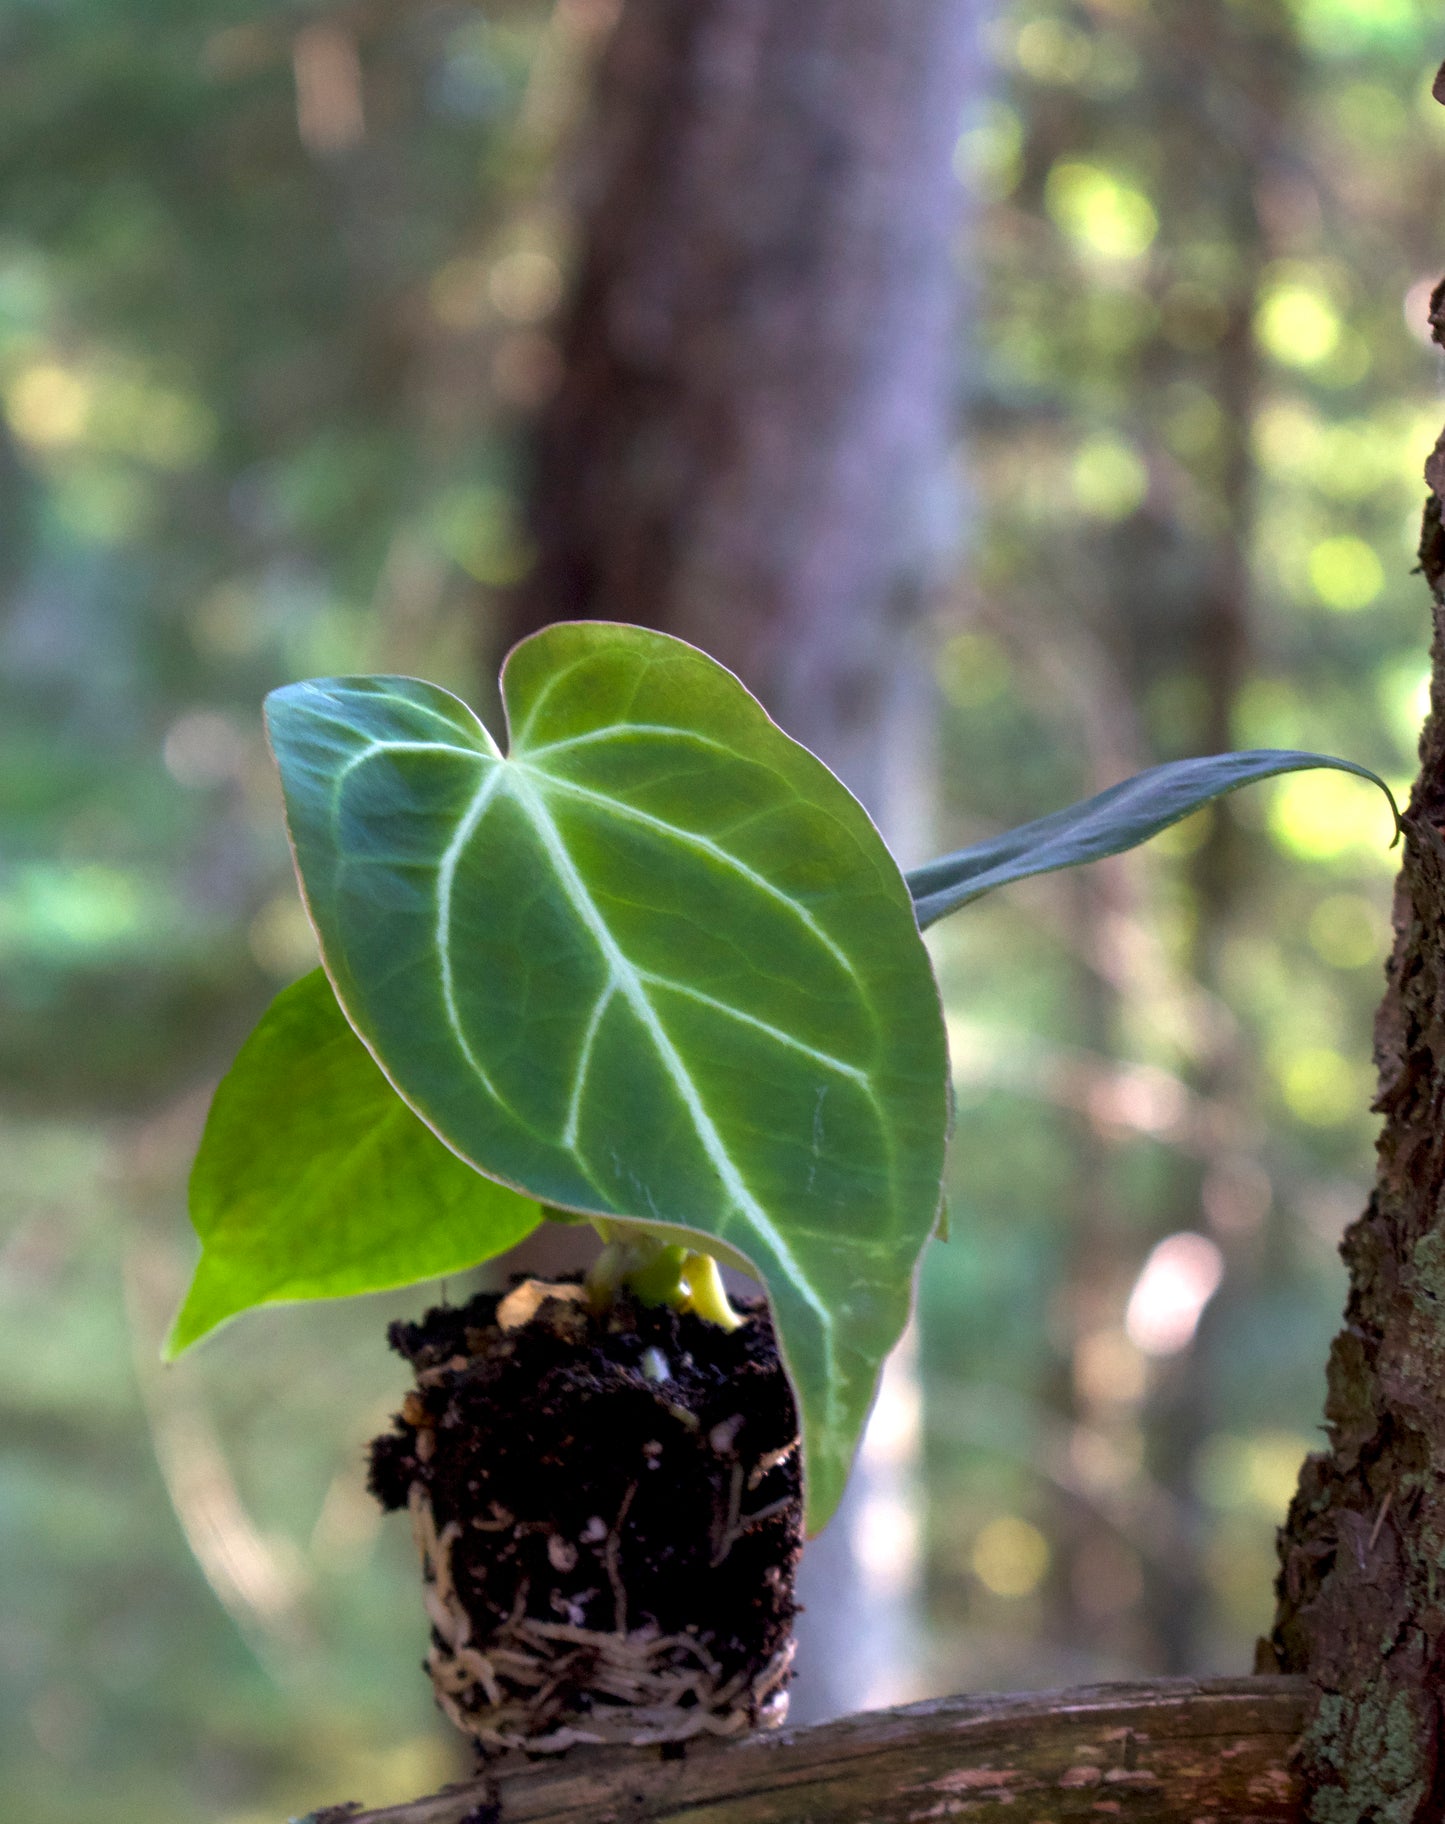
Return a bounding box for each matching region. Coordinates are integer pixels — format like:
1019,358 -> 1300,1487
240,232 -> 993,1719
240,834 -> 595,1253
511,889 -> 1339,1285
505,769 -> 837,1368
524,767 -> 851,970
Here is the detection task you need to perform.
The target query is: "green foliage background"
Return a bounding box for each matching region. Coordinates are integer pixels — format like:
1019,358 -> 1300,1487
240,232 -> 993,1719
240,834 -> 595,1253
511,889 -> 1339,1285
1,0 -> 1442,1816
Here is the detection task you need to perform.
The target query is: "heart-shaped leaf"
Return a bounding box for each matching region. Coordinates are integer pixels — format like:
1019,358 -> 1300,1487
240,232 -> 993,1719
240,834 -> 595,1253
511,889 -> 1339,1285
907,750 -> 1399,930
168,968 -> 543,1356
265,623 -> 950,1530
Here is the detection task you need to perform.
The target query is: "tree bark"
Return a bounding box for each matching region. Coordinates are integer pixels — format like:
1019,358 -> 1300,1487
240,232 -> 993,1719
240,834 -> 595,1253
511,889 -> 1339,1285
1259,266 -> 1445,1822
305,1675 -> 1307,1824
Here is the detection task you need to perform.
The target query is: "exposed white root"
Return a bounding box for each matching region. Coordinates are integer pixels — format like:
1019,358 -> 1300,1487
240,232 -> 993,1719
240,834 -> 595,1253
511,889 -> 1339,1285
407,1482 -> 793,1753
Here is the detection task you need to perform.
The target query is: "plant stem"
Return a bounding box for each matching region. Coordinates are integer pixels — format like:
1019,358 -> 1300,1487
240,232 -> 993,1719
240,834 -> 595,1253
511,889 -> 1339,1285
584,1223 -> 744,1329
627,1243 -> 691,1308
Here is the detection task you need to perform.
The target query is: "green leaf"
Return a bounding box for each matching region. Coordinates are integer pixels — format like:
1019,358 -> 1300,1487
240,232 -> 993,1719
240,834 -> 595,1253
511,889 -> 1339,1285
167,968 -> 543,1357
907,750 -> 1400,930
265,623 -> 950,1531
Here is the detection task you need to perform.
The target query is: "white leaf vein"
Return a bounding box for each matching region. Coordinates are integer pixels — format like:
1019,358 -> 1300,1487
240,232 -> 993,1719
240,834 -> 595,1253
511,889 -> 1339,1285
336,739 -> 477,786
564,978 -> 617,1147
525,723 -> 738,762
508,772 -> 837,1368
362,687 -> 494,748
635,970 -> 872,1092
432,759 -> 509,1096
517,769 -> 848,970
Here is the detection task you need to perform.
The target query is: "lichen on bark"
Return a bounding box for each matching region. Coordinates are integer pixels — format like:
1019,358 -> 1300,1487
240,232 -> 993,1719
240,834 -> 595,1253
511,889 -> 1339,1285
1260,271 -> 1445,1823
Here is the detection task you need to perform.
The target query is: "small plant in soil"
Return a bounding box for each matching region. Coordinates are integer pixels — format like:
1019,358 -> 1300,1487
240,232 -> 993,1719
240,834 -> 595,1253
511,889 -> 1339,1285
169,621 -> 1394,1749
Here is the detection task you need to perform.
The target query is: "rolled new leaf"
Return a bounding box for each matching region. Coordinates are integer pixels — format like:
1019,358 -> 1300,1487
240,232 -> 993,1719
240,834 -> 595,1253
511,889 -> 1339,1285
907,750 -> 1399,930
168,969 -> 543,1356
264,623 -> 950,1533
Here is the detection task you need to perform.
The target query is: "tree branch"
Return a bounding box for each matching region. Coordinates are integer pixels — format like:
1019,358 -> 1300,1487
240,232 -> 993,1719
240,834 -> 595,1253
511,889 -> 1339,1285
305,1675 -> 1306,1823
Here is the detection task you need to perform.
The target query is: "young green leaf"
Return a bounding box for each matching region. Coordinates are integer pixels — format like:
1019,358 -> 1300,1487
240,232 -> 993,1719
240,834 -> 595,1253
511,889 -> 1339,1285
167,968 -> 543,1357
264,623 -> 950,1531
907,750 -> 1399,930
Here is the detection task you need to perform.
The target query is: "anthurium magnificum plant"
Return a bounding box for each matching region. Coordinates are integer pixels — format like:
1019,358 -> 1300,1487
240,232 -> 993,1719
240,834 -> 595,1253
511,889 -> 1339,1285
170,622 -> 1396,1532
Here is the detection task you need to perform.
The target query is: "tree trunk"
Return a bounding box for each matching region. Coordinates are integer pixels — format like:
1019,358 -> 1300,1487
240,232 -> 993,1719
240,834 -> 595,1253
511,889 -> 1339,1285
509,0 -> 976,827
505,0 -> 983,1719
1259,266 -> 1445,1822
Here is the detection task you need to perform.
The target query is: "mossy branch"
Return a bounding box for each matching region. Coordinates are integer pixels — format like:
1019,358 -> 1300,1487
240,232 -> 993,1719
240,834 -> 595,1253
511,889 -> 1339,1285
296,1675 -> 1307,1824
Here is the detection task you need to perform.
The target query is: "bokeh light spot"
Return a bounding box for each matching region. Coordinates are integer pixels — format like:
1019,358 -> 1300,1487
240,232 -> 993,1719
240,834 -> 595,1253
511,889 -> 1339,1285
163,712 -> 249,789
1279,1047 -> 1358,1127
249,895 -> 320,981
488,250 -> 563,324
1125,1232 -> 1224,1356
1308,535 -> 1383,612
6,363 -> 90,447
1195,1432 -> 1313,1515
1255,284 -> 1341,368
972,1516 -> 1050,1598
1379,659 -> 1432,755
1072,434 -> 1148,519
1268,770 -> 1397,862
1015,17 -> 1092,85
953,101 -> 1023,199
430,257 -> 490,330
1045,162 -> 1158,263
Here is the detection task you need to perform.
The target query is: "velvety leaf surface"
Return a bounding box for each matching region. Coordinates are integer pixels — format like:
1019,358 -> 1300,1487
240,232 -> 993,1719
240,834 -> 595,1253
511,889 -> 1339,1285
907,750 -> 1399,929
168,969 -> 543,1356
265,623 -> 950,1529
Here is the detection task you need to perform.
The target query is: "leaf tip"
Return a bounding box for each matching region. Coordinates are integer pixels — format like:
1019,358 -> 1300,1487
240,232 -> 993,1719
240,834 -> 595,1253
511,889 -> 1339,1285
163,1262 -> 234,1360
159,1311 -> 195,1363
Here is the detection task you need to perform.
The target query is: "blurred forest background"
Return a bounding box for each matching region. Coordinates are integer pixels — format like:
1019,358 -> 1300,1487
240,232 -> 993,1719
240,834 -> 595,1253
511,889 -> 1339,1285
2,0 -> 1443,1819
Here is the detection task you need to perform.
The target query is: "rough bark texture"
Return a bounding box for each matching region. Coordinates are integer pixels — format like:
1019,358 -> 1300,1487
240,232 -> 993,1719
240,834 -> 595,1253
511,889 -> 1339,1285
302,1675 -> 1307,1824
1260,271 -> 1445,1823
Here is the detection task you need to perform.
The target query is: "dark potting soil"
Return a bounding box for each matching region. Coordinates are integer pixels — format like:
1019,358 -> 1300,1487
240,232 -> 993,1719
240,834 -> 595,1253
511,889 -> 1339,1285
368,1280 -> 802,1739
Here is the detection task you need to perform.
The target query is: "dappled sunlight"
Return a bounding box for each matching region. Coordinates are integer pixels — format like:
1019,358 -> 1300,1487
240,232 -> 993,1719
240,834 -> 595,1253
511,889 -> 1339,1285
5,0 -> 1443,1807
